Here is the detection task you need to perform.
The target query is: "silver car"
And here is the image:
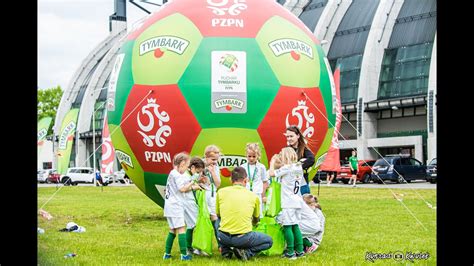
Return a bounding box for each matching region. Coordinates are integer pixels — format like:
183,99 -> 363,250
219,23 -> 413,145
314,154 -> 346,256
38,169 -> 55,183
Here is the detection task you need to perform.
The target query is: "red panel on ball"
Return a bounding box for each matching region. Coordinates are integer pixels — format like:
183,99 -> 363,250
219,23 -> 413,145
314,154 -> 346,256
120,84 -> 201,173
258,86 -> 328,160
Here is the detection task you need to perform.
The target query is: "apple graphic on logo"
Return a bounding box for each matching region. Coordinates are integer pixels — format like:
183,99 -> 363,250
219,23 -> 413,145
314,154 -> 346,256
290,50 -> 300,61
154,48 -> 164,58
220,167 -> 231,178
225,105 -> 232,111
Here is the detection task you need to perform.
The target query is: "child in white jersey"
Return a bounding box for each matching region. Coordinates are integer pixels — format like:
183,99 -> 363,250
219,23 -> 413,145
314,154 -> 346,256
241,143 -> 269,218
300,194 -> 325,254
180,156 -> 206,255
269,147 -> 305,259
163,152 -> 201,261
203,145 -> 222,253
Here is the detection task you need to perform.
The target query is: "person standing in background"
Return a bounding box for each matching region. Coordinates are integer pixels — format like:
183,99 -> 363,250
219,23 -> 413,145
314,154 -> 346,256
348,150 -> 358,187
284,125 -> 315,195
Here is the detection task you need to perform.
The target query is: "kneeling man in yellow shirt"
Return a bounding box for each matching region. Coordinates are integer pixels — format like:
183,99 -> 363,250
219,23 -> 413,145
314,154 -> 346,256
215,166 -> 273,260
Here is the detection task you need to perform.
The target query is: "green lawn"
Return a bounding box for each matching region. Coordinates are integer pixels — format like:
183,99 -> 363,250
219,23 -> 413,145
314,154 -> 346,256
38,185 -> 436,265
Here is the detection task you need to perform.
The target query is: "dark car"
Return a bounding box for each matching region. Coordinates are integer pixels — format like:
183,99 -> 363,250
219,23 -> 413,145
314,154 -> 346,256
337,160 -> 377,184
370,155 -> 427,183
426,158 -> 437,184
312,171 -> 328,183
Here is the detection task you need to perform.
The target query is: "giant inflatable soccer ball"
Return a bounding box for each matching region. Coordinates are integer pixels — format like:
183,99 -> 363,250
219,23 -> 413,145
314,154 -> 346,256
107,0 -> 337,207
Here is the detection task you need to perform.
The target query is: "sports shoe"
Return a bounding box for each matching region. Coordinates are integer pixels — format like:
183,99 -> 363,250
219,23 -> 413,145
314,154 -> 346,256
233,248 -> 248,261
305,243 -> 318,254
282,252 -> 297,260
221,251 -> 233,259
163,253 -> 172,260
296,251 -> 305,258
180,254 -> 192,261
192,249 -> 201,255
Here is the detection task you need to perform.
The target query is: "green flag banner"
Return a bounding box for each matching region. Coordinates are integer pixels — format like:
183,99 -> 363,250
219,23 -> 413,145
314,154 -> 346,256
57,108 -> 79,174
37,117 -> 52,156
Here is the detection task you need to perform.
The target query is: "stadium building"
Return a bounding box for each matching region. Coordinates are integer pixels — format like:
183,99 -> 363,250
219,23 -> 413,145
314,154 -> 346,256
44,0 -> 437,171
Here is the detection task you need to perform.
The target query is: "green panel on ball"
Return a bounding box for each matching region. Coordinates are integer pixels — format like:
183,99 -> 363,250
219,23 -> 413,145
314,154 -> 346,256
132,13 -> 203,85
316,45 -> 336,127
256,16 -> 320,88
108,41 -> 135,126
178,38 -> 280,129
108,125 -> 145,192
144,172 -> 168,207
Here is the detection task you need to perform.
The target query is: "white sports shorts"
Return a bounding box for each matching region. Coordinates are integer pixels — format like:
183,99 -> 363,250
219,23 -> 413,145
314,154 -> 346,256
166,217 -> 185,229
278,208 -> 302,226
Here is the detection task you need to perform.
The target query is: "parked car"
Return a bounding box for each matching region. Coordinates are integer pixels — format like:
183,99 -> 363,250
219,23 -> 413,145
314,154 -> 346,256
61,167 -> 110,186
426,158 -> 437,184
337,160 -> 377,184
370,155 -> 427,183
312,170 -> 328,183
113,169 -> 132,184
46,169 -> 61,184
37,170 -> 47,183
38,169 -> 56,183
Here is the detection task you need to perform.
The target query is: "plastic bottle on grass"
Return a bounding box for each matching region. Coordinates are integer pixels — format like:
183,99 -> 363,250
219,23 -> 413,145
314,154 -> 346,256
64,253 -> 76,258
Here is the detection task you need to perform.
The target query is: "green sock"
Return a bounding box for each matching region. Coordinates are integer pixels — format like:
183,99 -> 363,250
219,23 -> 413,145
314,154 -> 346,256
292,224 -> 304,253
283,225 -> 295,254
178,233 -> 188,256
186,228 -> 194,250
303,237 -> 312,248
165,232 -> 176,254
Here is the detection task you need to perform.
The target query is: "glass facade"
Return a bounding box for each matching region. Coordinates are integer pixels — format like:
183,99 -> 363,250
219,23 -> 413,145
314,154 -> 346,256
87,137 -> 102,170
378,42 -> 433,99
298,0 -> 328,32
91,100 -> 107,131
329,54 -> 363,104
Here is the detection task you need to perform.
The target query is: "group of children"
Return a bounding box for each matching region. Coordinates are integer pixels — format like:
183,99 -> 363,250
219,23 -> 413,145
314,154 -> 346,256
163,144 -> 325,260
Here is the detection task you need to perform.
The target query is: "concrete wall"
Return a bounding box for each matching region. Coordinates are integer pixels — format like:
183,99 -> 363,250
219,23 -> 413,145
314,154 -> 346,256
314,0 -> 352,55
356,0 -> 404,161
427,34 -> 437,163
377,116 -> 427,134
38,140 -> 53,170
339,121 -> 357,139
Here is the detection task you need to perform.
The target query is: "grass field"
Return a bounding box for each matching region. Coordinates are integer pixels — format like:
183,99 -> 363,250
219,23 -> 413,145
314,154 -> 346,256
38,185 -> 436,265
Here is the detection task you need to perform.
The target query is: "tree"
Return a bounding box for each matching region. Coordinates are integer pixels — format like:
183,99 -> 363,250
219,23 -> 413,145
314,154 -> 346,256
38,86 -> 63,135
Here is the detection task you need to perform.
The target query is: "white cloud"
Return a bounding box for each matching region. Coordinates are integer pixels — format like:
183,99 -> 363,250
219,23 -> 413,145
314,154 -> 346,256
37,0 -> 160,90
38,3 -> 110,90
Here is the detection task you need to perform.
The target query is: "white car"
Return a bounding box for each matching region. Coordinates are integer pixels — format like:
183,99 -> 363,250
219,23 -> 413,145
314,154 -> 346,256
37,169 -> 55,183
113,169 -> 132,184
61,167 -> 110,186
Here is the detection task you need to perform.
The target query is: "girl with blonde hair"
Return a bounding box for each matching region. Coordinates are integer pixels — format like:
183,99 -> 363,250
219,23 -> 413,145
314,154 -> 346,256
269,147 -> 305,259
241,143 -> 269,217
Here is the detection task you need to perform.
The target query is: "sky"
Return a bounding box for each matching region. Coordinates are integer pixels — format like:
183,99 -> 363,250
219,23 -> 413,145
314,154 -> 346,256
38,0 -> 162,90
